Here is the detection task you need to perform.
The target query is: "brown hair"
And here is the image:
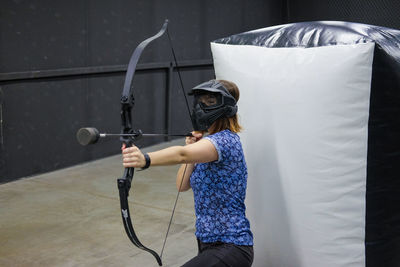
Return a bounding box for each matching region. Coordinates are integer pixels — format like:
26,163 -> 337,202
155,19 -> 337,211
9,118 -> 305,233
208,79 -> 242,134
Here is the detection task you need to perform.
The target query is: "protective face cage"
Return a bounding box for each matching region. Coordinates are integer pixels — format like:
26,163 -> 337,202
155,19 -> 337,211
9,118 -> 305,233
188,80 -> 238,131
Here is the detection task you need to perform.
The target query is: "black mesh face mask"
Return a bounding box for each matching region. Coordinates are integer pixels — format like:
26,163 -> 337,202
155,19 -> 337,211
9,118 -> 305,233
188,80 -> 238,131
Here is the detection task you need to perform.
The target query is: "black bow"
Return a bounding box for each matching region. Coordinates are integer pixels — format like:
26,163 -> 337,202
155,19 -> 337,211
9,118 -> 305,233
78,20 -> 193,266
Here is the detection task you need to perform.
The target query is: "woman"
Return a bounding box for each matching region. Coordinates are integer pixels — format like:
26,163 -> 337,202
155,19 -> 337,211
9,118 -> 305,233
122,80 -> 253,267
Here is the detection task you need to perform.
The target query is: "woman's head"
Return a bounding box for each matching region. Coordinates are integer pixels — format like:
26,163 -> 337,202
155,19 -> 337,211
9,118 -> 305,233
208,80 -> 242,134
189,79 -> 242,134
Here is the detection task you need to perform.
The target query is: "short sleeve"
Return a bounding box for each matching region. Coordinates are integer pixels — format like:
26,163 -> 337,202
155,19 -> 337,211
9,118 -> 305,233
204,131 -> 233,163
205,136 -> 222,163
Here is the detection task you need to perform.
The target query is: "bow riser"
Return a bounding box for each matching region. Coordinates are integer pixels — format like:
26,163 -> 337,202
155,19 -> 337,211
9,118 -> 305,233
120,104 -> 134,144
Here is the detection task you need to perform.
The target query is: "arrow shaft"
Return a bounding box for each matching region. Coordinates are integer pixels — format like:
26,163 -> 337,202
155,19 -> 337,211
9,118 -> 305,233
100,133 -> 192,137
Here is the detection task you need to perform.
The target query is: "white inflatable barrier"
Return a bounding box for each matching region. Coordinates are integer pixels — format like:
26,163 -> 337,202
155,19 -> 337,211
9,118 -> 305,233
211,22 -> 400,267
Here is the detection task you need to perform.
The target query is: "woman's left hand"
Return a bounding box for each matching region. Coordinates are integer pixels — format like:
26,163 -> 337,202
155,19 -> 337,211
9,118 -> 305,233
121,143 -> 146,168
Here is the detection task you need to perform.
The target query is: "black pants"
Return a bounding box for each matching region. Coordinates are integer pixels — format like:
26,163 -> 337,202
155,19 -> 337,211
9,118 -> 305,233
181,239 -> 253,267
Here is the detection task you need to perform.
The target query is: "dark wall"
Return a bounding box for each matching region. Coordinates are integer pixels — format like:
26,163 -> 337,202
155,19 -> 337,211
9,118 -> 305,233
286,0 -> 400,29
0,0 -> 284,182
2,0 -> 400,183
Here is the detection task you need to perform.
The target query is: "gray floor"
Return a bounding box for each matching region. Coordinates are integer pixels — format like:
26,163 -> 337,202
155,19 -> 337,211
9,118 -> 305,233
0,139 -> 197,267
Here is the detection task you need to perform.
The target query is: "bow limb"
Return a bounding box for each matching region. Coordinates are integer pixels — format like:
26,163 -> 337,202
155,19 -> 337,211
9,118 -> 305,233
121,20 -> 169,102
118,172 -> 162,266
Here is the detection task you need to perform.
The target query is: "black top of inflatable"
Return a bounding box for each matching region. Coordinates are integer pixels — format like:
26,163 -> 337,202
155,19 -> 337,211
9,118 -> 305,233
213,21 -> 400,62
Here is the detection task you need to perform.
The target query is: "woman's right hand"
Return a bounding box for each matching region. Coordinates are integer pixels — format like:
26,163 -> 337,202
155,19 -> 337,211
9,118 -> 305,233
186,131 -> 203,145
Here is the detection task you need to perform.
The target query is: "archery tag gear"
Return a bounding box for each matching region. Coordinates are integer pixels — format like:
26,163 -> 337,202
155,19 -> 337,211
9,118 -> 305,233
189,80 -> 238,131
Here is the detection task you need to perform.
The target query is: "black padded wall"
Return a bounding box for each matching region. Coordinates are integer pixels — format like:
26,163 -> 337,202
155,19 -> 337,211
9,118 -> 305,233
0,0 -> 284,182
2,0 -> 400,184
286,0 -> 400,29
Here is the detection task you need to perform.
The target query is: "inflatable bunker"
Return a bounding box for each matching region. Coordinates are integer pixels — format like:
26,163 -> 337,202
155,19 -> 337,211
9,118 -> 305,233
211,21 -> 400,267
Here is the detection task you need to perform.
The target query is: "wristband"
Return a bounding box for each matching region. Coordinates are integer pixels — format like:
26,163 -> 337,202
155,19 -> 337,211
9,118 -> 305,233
141,153 -> 151,170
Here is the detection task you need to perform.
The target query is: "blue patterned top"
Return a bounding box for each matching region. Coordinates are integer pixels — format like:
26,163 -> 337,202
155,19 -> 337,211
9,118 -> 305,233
190,129 -> 253,245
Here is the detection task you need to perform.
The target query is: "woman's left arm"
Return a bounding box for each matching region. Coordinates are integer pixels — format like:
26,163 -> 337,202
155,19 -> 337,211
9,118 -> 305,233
122,139 -> 218,168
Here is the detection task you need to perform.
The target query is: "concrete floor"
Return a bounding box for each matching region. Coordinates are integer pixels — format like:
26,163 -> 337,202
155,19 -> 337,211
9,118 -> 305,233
0,139 -> 197,267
